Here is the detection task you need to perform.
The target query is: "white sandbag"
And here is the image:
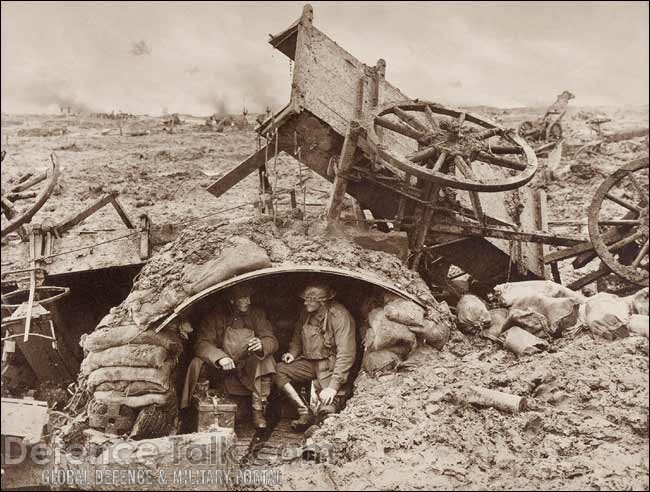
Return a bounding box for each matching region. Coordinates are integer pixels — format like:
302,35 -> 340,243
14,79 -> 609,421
81,324 -> 182,354
628,314 -> 649,338
368,308 -> 417,351
585,292 -> 630,340
384,299 -> 425,327
87,360 -> 175,391
182,237 -> 271,295
81,345 -> 169,375
624,288 -> 649,315
93,390 -> 174,408
494,280 -> 586,307
456,295 -> 491,335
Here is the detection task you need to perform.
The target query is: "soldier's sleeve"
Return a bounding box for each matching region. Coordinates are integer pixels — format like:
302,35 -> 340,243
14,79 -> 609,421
288,312 -> 305,358
252,308 -> 279,358
328,306 -> 357,392
194,310 -> 229,365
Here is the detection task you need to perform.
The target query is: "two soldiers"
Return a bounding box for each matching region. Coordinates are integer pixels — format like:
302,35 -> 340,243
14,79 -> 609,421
182,282 -> 356,431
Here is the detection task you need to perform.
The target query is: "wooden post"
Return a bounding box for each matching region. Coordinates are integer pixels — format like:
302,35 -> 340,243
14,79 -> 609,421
326,120 -> 362,222
139,214 -> 151,260
535,190 -> 549,279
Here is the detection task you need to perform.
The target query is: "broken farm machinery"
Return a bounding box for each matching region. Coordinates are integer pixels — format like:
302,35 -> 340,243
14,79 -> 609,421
518,90 -> 575,144
207,4 -> 648,292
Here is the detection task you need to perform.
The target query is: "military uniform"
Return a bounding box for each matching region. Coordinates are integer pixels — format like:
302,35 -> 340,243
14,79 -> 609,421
181,305 -> 278,410
275,301 -> 356,414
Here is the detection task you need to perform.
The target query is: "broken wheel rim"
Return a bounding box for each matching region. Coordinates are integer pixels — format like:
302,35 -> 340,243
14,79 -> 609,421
588,156 -> 649,287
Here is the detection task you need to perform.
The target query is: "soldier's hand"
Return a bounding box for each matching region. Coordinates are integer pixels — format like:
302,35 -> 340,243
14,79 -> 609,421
282,353 -> 295,364
247,337 -> 263,353
319,387 -> 337,406
218,357 -> 236,371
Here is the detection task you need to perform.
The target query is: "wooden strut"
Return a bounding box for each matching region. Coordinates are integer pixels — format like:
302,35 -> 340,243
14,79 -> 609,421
326,120 -> 363,221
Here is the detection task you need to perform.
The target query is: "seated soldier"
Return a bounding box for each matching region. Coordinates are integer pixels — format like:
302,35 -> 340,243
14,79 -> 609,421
275,283 -> 356,431
181,284 -> 278,429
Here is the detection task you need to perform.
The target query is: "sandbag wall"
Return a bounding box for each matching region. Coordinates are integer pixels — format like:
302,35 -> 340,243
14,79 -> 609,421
80,322 -> 183,438
362,295 -> 450,374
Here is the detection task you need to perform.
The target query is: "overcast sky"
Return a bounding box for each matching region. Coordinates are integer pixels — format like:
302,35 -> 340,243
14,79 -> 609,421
1,1 -> 648,115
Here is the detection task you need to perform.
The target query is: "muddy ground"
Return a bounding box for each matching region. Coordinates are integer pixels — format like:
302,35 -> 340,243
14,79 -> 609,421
1,105 -> 649,490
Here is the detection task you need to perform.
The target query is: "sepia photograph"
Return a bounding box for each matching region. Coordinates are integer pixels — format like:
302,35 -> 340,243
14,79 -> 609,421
1,1 -> 648,490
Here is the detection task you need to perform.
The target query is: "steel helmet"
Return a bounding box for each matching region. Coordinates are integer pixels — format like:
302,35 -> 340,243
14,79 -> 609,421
229,283 -> 254,300
299,284 -> 336,302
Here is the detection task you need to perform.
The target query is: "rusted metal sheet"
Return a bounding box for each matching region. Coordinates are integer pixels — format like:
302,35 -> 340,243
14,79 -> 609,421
156,265 -> 428,333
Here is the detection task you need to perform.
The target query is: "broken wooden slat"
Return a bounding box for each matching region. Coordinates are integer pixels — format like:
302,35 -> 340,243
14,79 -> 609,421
55,194 -> 115,234
206,145 -> 273,198
429,223 -> 585,247
109,193 -> 135,229
9,171 -> 47,193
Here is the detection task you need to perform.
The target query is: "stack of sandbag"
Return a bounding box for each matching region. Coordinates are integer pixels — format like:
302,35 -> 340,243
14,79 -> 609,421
80,323 -> 183,434
362,298 -> 449,374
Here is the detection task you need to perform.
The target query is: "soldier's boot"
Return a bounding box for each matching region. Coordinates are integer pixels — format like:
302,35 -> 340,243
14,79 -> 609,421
251,376 -> 273,430
318,395 -> 345,422
280,383 -> 312,431
251,393 -> 267,430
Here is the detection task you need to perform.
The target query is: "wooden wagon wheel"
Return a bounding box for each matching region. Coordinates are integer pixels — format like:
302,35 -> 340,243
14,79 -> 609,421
588,157 -> 649,287
1,155 -> 60,239
367,101 -> 538,192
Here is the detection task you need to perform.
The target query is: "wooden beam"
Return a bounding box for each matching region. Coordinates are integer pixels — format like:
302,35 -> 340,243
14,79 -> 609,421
429,223 -> 585,247
327,121 -> 362,221
206,145 -> 272,198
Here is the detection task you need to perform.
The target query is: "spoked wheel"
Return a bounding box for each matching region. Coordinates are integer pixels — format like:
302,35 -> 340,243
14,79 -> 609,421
588,157 -> 649,286
547,123 -> 563,142
517,121 -> 535,139
1,154 -> 60,239
367,101 -> 538,192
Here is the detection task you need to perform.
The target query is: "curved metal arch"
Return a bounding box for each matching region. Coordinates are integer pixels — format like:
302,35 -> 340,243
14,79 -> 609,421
155,265 -> 428,333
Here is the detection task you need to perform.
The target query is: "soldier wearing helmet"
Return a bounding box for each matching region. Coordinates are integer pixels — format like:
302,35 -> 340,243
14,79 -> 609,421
274,282 -> 356,431
181,283 -> 278,430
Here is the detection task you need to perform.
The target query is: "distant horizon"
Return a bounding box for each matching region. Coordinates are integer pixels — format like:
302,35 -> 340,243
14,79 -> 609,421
2,2 -> 648,115
2,102 -> 649,119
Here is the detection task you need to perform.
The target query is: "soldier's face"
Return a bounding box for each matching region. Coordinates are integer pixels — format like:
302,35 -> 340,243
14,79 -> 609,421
233,296 -> 251,313
304,299 -> 323,313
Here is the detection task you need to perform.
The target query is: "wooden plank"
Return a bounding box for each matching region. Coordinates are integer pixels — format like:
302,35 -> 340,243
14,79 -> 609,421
206,145 -> 271,198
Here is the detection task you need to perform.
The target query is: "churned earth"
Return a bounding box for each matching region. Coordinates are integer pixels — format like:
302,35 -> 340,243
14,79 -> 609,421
2,105 -> 648,490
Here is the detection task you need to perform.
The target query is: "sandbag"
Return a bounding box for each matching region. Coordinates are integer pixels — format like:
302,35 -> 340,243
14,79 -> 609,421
81,345 -> 169,375
503,326 -> 549,356
486,308 -> 509,337
182,238 -> 271,295
383,343 -> 413,360
87,360 -> 175,390
585,293 -> 630,340
628,314 -> 649,338
510,295 -> 580,337
94,380 -> 169,395
368,308 -> 417,351
384,299 -> 425,327
81,325 -> 182,354
624,288 -> 649,315
362,349 -> 400,374
494,280 -> 586,307
93,390 -> 174,408
456,295 -> 491,335
408,319 -> 449,350
129,286 -> 187,327
503,309 -> 550,338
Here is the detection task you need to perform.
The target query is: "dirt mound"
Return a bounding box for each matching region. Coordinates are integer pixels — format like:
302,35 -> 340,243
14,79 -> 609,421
100,215 -> 449,331
275,333 -> 648,490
